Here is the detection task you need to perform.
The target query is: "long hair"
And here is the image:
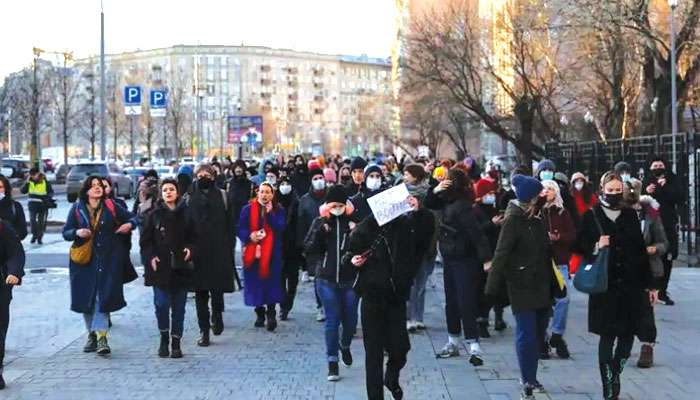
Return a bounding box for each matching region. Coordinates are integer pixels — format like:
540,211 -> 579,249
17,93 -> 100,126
541,180 -> 564,211
257,181 -> 280,211
0,175 -> 13,200
79,175 -> 105,203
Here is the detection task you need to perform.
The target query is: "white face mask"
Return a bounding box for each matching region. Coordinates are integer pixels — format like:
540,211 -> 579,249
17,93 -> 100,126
0,192 -> 5,201
312,179 -> 326,191
574,181 -> 584,191
266,177 -> 277,185
621,173 -> 631,183
482,194 -> 496,205
366,177 -> 382,191
279,184 -> 292,195
330,207 -> 345,216
539,171 -> 554,181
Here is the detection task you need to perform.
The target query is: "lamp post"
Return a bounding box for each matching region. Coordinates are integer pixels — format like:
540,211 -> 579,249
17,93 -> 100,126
669,0 -> 679,173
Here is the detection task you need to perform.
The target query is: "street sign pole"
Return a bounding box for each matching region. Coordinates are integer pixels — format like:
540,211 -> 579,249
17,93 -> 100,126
129,115 -> 135,167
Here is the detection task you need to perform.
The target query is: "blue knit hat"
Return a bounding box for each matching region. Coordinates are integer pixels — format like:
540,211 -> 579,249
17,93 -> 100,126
511,174 -> 543,203
363,164 -> 382,180
178,164 -> 194,178
535,159 -> 556,176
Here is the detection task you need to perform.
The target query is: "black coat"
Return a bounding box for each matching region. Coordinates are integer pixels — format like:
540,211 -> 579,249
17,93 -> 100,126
292,167 -> 311,197
278,191 -> 302,268
349,187 -> 383,222
644,172 -> 683,258
188,184 -> 236,292
140,200 -> 196,291
578,205 -> 652,336
296,188 -> 326,248
0,220 -> 25,290
304,214 -> 356,284
0,197 -> 27,240
227,176 -> 255,228
345,210 -> 434,302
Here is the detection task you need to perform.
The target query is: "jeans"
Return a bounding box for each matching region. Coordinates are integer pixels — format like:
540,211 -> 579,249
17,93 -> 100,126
316,279 -> 359,362
83,294 -> 110,333
281,261 -> 300,312
195,290 -> 224,332
153,287 -> 187,338
407,257 -> 435,322
549,264 -> 571,336
443,258 -> 481,341
0,286 -> 11,372
362,297 -> 410,400
513,308 -> 550,385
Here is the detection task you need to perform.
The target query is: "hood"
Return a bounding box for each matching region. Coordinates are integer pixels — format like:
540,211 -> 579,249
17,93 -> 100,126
504,200 -> 527,219
157,198 -> 187,212
639,195 -> 660,211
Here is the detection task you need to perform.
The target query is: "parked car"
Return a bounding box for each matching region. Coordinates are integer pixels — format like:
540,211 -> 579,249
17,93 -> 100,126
55,163 -> 72,184
123,167 -> 149,196
65,161 -> 133,202
1,158 -> 31,182
155,166 -> 177,180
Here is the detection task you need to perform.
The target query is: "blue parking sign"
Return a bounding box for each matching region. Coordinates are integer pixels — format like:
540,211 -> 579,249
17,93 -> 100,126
150,89 -> 167,108
124,86 -> 142,105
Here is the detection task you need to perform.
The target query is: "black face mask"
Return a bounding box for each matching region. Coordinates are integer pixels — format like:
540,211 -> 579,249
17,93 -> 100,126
535,196 -> 547,208
340,176 -> 351,184
604,193 -> 623,208
198,177 -> 212,189
651,168 -> 665,178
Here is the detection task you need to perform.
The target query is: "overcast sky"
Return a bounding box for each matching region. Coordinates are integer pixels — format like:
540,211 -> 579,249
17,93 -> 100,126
0,0 -> 396,80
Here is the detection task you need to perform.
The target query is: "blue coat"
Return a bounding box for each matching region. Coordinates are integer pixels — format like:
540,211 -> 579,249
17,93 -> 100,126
237,203 -> 286,307
63,200 -> 137,314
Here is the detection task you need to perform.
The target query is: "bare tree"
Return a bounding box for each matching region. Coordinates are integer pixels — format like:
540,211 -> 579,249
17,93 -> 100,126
105,77 -> 125,161
165,67 -> 191,159
47,55 -> 83,164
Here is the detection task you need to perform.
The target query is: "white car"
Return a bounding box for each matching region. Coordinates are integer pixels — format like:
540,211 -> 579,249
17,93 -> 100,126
155,166 -> 178,180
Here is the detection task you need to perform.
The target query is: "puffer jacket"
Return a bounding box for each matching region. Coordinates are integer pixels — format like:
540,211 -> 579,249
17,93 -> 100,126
304,214 -> 356,284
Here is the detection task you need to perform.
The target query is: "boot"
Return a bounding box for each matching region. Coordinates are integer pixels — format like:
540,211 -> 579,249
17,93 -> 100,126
211,311 -> 224,336
158,332 -> 170,357
197,330 -> 210,347
636,344 -> 653,368
254,307 -> 266,328
599,362 -> 616,400
266,307 -> 277,332
478,319 -> 491,339
0,373 -> 5,390
549,333 -> 570,359
83,332 -> 97,353
96,335 -> 111,355
280,308 -> 289,321
539,337 -> 551,360
384,367 -> 403,400
494,317 -> 507,331
171,336 -> 183,359
612,357 -> 627,399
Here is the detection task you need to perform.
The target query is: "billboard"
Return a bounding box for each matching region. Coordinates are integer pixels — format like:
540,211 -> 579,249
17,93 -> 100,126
228,115 -> 263,145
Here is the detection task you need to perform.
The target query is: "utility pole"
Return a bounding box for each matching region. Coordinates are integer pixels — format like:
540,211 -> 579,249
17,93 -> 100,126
31,47 -> 44,171
61,51 -> 73,165
100,0 -> 107,160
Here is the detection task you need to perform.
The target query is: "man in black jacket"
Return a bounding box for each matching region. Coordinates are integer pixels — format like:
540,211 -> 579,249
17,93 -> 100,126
345,200 -> 434,400
0,219 -> 25,389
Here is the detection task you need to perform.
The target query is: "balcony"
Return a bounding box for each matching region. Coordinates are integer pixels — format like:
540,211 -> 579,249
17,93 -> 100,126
313,95 -> 324,102
260,78 -> 271,86
285,67 -> 298,74
287,79 -> 298,88
312,66 -> 324,76
287,93 -> 298,101
260,65 -> 271,72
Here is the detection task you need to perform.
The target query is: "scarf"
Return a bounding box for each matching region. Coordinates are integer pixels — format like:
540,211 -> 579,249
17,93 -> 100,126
242,200 -> 274,279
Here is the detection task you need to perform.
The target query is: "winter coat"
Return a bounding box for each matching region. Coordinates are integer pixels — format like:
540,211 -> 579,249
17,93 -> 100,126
292,167 -> 311,196
475,203 -> 501,253
542,205 -> 576,265
237,202 -> 286,306
278,191 -> 303,268
296,188 -> 327,248
349,187 -> 384,222
344,210 -> 434,303
636,196 -> 669,287
62,200 -> 137,313
188,184 -> 236,293
226,175 -> 255,228
140,200 -> 196,291
304,214 -> 356,284
0,220 -> 25,296
578,205 -> 653,336
343,181 -> 363,198
644,172 -> 683,259
0,197 -> 27,240
572,188 -> 598,222
485,201 -> 553,313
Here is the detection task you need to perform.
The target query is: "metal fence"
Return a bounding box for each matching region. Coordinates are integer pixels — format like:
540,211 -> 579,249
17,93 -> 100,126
544,132 -> 700,264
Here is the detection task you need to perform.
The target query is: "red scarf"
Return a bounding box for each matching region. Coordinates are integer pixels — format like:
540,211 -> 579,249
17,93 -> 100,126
243,200 -> 274,279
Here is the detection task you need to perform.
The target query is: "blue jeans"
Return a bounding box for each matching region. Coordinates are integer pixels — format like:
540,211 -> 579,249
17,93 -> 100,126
153,287 -> 188,338
513,308 -> 550,386
83,294 -> 110,333
408,257 -> 435,322
549,264 -> 571,336
317,278 -> 359,362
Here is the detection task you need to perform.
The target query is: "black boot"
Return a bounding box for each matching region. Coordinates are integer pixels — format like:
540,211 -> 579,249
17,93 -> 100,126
0,373 -> 5,390
612,357 -> 627,399
478,319 -> 491,339
211,312 -> 224,336
266,307 -> 277,332
197,330 -> 210,347
254,307 -> 266,328
171,336 -> 183,359
599,362 -> 616,400
384,367 -> 403,400
280,308 -> 289,321
158,332 -> 170,357
83,332 -> 97,353
549,333 -> 570,359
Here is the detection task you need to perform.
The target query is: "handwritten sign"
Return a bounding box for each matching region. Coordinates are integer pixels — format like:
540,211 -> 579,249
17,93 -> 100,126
367,183 -> 412,226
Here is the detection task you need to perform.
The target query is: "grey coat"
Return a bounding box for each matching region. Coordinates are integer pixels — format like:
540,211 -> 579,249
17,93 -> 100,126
637,196 -> 669,283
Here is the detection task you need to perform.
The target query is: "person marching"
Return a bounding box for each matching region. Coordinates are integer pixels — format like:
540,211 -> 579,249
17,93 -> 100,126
140,178 -> 196,358
277,176 -> 302,321
237,181 -> 286,331
21,167 -> 54,244
62,176 -> 137,356
0,213 -> 25,389
303,185 -> 358,381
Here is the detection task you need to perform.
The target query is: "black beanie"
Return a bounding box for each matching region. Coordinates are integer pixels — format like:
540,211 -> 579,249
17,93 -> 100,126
325,185 -> 348,204
308,168 -> 324,179
350,157 -> 367,172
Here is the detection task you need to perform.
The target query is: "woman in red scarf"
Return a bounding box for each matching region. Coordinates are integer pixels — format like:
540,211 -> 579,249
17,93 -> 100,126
237,182 -> 287,331
569,172 -> 597,274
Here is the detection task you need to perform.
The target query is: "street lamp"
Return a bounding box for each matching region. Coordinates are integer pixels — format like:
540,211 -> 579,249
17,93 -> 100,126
669,0 -> 679,173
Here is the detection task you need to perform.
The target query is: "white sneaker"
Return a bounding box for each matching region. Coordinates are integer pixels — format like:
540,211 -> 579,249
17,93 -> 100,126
407,320 -> 417,333
301,271 -> 310,282
414,321 -> 427,330
316,307 -> 326,322
468,342 -> 484,366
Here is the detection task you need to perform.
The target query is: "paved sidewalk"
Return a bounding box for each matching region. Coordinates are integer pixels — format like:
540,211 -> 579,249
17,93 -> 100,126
2,262 -> 699,399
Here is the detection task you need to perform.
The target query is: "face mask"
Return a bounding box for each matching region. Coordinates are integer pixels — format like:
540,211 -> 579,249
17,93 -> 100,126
312,179 -> 326,191
266,177 -> 277,185
621,173 -> 631,183
574,181 -> 584,191
651,168 -> 665,178
482,194 -> 496,205
539,171 -> 554,181
366,177 -> 382,191
198,177 -> 212,189
0,193 -> 5,201
330,207 -> 345,216
604,193 -> 623,208
279,184 -> 292,195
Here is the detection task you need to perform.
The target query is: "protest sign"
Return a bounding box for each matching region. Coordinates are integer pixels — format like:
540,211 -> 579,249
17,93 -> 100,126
367,183 -> 412,226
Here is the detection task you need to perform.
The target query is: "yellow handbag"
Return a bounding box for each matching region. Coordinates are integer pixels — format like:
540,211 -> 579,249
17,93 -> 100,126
69,208 -> 102,266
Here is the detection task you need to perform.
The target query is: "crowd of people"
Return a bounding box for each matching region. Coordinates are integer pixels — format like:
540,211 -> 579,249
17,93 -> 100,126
0,152 -> 683,399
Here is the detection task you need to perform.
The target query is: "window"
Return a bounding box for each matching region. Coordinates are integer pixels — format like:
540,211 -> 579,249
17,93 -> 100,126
221,69 -> 228,80
207,56 -> 215,66
222,56 -> 229,66
207,69 -> 215,81
221,84 -> 229,95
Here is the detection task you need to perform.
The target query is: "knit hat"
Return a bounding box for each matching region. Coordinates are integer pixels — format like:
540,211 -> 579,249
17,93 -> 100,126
570,172 -> 586,184
474,178 -> 497,199
536,159 -> 556,175
308,168 -> 324,180
177,164 -> 194,178
350,157 -> 368,172
145,169 -> 159,179
325,185 -> 348,204
323,168 -> 337,183
511,174 -> 544,203
364,164 -> 382,180
614,161 -> 632,175
308,159 -> 321,171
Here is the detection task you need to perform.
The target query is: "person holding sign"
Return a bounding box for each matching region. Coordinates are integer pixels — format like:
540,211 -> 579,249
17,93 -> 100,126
344,190 -> 434,400
349,164 -> 386,222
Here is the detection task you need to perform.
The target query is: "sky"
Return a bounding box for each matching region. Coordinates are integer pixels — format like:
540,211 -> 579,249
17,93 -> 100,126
0,0 -> 396,80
